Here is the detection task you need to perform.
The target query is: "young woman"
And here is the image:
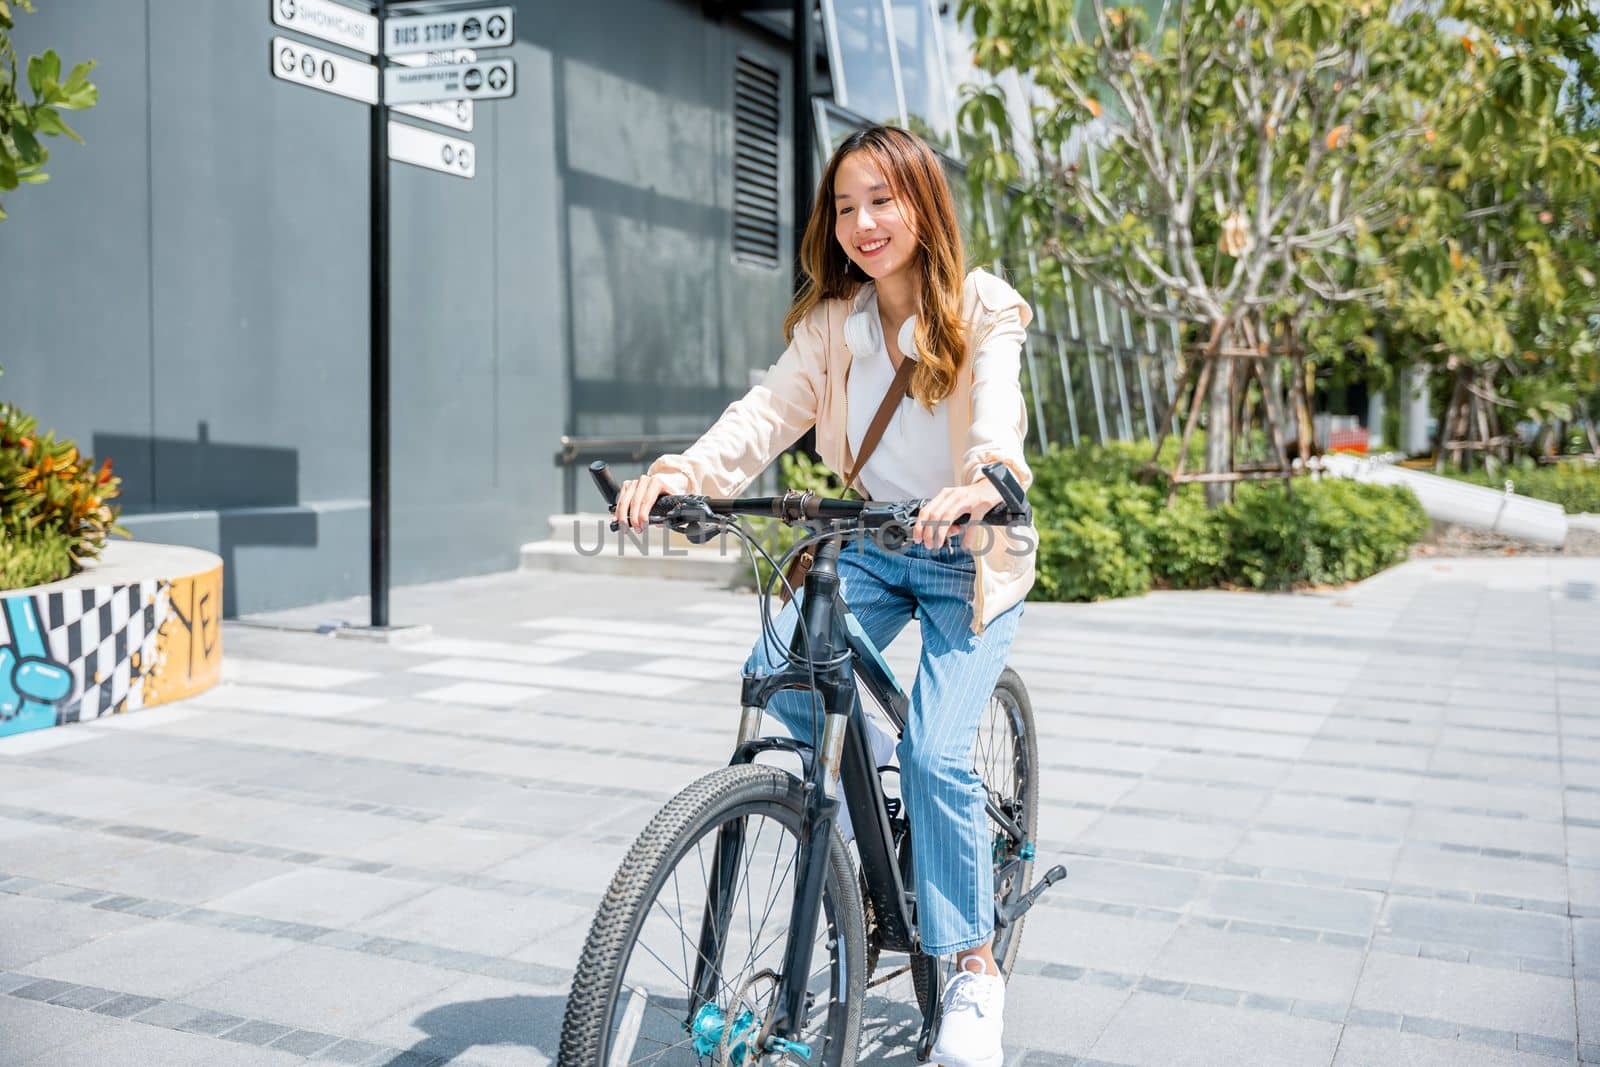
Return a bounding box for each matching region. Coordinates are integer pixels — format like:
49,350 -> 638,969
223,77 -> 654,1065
616,124 -> 1037,1067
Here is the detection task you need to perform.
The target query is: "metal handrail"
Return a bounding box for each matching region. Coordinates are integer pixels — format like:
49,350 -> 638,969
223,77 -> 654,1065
555,434 -> 701,466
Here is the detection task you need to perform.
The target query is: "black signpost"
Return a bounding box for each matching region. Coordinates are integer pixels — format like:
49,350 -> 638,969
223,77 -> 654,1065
369,0 -> 391,629
270,0 -> 516,632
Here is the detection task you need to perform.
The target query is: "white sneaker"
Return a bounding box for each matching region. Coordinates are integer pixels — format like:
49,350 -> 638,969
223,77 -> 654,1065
931,963 -> 1006,1067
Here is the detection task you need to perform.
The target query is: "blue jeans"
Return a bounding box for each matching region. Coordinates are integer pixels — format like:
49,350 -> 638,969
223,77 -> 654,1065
742,531 -> 1025,956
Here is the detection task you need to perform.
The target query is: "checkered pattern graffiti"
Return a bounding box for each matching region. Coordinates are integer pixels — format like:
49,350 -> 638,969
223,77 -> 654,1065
40,583 -> 166,721
0,566 -> 222,739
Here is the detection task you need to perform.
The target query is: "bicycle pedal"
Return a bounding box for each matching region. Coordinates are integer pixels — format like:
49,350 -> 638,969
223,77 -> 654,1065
995,863 -> 1068,929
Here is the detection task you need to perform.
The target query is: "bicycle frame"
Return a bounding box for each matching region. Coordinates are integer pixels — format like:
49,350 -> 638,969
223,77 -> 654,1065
685,530 -> 938,1054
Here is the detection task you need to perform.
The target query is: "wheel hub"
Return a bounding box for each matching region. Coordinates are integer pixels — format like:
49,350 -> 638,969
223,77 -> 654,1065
690,1003 -> 759,1065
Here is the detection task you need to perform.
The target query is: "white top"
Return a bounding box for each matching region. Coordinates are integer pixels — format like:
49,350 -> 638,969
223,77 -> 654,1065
843,284 -> 955,502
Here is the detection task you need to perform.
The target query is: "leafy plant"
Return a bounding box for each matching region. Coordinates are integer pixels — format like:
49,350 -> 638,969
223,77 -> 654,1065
0,0 -> 99,220
0,369 -> 125,589
1024,442 -> 1428,601
959,0 -> 1600,493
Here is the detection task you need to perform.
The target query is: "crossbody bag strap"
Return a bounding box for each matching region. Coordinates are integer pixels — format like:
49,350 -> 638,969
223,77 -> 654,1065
842,356 -> 916,499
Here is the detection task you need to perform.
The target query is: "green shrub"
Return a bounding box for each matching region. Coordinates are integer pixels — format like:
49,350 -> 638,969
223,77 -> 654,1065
1024,442 -> 1430,601
1031,479 -> 1155,601
1442,460 -> 1600,514
1149,493 -> 1225,589
0,528 -> 74,589
1215,480 -> 1426,590
0,374 -> 124,590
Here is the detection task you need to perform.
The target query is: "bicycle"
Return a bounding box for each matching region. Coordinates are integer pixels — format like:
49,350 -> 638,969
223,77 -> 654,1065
559,459 -> 1067,1066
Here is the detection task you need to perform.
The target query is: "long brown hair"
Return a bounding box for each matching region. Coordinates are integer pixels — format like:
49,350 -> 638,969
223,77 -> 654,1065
783,125 -> 968,411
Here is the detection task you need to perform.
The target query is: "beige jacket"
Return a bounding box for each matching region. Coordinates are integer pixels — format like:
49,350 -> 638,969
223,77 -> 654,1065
647,268 -> 1037,635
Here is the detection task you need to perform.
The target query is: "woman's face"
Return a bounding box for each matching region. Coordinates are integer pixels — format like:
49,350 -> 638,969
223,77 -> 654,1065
833,151 -> 919,285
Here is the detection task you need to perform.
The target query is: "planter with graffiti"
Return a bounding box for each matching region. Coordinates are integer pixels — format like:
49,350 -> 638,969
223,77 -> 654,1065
0,542 -> 223,739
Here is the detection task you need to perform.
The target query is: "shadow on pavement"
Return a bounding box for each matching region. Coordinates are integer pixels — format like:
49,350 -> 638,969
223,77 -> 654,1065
381,987 -> 929,1064
385,994 -> 565,1064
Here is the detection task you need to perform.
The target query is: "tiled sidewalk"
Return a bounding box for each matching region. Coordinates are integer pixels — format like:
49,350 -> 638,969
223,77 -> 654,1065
1,556 -> 1596,1065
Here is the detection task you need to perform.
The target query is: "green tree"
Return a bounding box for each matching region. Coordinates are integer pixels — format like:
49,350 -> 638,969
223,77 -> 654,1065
1366,8 -> 1600,470
958,0 -> 1597,498
0,0 -> 98,221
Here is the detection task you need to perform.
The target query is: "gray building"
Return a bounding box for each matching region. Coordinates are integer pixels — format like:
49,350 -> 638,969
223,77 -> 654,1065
2,0 -> 1174,617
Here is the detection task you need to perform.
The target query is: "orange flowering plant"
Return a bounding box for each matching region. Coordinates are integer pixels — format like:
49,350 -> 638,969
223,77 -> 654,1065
0,368 -> 125,588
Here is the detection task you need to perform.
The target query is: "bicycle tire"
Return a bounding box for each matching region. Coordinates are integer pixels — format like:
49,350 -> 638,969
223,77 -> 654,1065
912,666 -> 1039,1012
559,763 -> 866,1066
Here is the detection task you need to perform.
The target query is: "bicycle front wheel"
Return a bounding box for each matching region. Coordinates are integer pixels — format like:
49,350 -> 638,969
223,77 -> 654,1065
559,764 -> 866,1066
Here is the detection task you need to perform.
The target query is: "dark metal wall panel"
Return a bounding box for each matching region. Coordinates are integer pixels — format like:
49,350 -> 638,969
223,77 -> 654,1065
146,0 -> 369,511
0,0 -> 792,612
524,3 -> 794,446
0,3 -> 155,510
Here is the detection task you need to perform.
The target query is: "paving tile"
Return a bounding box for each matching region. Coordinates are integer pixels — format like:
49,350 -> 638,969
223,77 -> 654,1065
1076,813 -> 1246,862
1391,845 -> 1569,905
350,884 -> 587,957
203,867 -> 431,928
1334,1026 -> 1571,1066
1116,780 -> 1269,822
1578,919 -> 1600,974
1352,953 -> 1576,1041
28,918 -> 296,999
18,1014 -> 301,1066
1052,856 -> 1207,911
1231,830 -> 1400,884
1020,906 -> 1180,975
1145,925 -> 1366,1005
1378,897 -> 1570,960
187,945 -> 461,1034
1198,877 -> 1380,937
1089,990 -> 1341,1066
0,893 -> 147,971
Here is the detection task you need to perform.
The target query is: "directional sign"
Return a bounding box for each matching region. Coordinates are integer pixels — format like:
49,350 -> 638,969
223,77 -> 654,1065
388,120 -> 474,179
270,0 -> 378,55
391,49 -> 474,132
384,6 -> 513,56
270,35 -> 378,104
383,57 -> 514,105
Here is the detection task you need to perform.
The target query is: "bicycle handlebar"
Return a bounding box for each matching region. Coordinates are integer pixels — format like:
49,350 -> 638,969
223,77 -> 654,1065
588,459 -> 1032,546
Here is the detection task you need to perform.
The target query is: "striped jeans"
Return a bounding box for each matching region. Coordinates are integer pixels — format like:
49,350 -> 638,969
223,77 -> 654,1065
742,530 -> 1024,956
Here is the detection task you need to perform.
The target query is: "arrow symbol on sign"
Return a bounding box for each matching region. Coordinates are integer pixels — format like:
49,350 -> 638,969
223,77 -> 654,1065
487,14 -> 506,38
487,65 -> 507,90
279,46 -> 296,72
279,0 -> 296,18
462,16 -> 482,41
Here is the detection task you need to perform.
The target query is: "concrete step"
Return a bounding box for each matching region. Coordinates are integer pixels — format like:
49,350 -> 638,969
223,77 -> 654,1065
521,513 -> 749,585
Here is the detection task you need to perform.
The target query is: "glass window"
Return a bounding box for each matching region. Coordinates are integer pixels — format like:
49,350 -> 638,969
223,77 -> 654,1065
814,100 -> 861,168
822,0 -> 905,127
889,0 -> 954,148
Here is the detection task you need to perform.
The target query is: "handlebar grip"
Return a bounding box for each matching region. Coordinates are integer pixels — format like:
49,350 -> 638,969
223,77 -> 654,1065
589,461 -> 622,508
981,461 -> 1027,514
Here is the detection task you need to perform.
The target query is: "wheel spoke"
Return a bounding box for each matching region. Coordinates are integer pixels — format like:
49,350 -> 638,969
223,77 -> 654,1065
587,788 -> 853,1067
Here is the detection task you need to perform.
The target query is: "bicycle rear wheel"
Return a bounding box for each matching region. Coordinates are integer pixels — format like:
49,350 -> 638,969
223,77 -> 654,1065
560,764 -> 866,1066
980,666 -> 1039,975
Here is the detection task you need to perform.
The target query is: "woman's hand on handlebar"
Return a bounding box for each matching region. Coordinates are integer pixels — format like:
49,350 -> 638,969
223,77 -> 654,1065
913,478 -> 1006,549
616,473 -> 676,532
